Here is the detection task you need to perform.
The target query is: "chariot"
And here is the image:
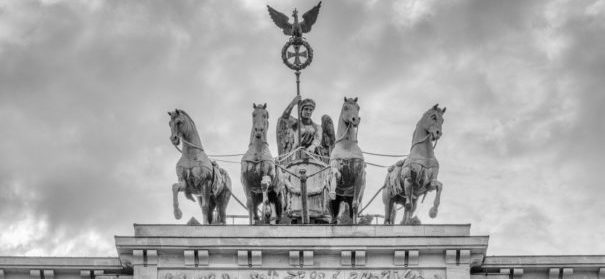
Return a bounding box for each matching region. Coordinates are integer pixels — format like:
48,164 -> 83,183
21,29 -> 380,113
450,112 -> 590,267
279,152 -> 332,224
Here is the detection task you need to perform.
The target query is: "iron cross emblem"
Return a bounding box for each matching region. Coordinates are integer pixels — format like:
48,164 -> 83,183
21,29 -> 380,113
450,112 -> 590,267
288,44 -> 308,66
281,39 -> 313,71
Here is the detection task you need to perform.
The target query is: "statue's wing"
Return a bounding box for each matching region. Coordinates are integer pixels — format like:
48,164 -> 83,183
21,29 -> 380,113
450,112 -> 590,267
277,116 -> 296,156
267,5 -> 292,35
300,2 -> 322,33
320,114 -> 335,154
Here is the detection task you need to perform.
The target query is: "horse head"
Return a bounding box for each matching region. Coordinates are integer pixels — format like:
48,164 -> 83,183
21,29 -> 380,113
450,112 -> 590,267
168,109 -> 194,146
418,104 -> 446,142
251,103 -> 269,142
340,97 -> 361,128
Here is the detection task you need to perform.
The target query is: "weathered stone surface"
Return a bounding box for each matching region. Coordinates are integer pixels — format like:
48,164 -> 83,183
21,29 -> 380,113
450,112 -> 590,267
482,256 -> 605,268
132,224 -> 472,237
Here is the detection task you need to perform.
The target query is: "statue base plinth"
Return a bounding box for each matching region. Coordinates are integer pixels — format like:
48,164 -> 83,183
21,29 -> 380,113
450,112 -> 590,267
116,224 -> 488,279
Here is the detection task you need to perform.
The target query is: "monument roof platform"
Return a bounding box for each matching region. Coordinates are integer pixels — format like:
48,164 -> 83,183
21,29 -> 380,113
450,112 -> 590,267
115,224 -> 489,262
131,223 -> 474,238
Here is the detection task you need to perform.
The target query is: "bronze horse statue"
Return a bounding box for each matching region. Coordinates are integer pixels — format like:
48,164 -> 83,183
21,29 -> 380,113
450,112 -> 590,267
328,97 -> 366,224
241,103 -> 283,224
168,109 -> 232,224
382,104 -> 445,225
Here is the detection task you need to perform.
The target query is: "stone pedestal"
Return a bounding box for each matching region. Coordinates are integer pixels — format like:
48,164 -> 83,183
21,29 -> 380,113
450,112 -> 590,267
115,225 -> 488,279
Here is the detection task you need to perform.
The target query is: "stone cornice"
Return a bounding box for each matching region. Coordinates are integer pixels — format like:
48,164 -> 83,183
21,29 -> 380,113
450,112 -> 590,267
482,255 -> 605,269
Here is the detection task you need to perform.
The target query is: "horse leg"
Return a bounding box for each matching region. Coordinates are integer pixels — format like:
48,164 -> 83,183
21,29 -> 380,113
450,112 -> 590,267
206,197 -> 217,224
351,168 -> 366,224
409,198 -> 421,225
401,203 -> 411,225
261,175 -> 271,224
351,184 -> 357,225
391,203 -> 398,224
267,189 -> 280,225
382,175 -> 392,225
196,191 -> 210,225
269,202 -> 277,225
276,193 -> 284,224
252,193 -> 263,225
216,189 -> 230,225
384,198 -> 394,225
403,177 -> 413,210
429,180 -> 443,218
172,181 -> 185,220
336,200 -> 348,225
329,195 -> 341,224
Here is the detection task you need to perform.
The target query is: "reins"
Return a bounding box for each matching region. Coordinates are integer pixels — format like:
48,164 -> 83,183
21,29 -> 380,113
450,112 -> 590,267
172,136 -> 205,154
410,133 -> 439,150
335,122 -> 358,144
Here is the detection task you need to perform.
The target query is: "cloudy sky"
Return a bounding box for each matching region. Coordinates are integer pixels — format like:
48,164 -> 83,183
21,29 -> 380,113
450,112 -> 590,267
1,0 -> 604,257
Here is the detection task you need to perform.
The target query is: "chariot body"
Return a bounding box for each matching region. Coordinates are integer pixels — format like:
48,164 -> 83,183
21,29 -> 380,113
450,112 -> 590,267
279,153 -> 332,224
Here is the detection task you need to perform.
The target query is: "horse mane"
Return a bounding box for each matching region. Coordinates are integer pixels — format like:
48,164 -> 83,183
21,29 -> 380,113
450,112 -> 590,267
177,109 -> 196,128
176,109 -> 201,145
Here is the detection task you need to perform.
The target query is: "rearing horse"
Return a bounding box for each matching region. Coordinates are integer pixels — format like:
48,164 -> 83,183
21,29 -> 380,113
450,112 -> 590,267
328,97 -> 366,224
382,104 -> 445,225
168,109 -> 232,224
241,103 -> 283,224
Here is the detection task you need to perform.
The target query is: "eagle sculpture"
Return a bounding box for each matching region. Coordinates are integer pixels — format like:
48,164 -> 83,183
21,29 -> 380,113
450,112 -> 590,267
267,2 -> 322,38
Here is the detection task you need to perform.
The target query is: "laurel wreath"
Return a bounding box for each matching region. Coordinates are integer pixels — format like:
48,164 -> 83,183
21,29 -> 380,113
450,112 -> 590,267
281,39 -> 314,71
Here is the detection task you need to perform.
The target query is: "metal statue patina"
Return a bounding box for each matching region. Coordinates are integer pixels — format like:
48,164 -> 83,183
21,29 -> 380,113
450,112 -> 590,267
267,2 -> 321,38
328,97 -> 366,224
168,109 -> 232,224
241,103 -> 284,225
277,95 -> 326,159
382,104 -> 446,225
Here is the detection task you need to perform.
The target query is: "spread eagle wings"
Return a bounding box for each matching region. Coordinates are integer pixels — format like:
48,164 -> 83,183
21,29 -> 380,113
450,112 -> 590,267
267,2 -> 322,36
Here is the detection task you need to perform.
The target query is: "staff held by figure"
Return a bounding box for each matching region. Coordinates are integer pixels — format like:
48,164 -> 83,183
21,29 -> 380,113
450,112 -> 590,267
268,2 -> 323,224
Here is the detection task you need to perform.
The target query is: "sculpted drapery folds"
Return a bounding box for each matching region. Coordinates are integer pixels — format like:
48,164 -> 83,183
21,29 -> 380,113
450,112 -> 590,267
277,95 -> 322,157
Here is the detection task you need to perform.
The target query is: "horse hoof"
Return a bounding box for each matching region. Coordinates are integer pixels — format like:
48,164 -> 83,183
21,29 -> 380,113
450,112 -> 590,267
174,208 -> 183,220
410,216 -> 421,225
429,207 -> 438,218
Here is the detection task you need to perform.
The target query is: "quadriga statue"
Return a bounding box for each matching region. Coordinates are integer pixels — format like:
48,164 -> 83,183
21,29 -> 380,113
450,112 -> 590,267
167,109 -> 232,224
382,104 -> 445,225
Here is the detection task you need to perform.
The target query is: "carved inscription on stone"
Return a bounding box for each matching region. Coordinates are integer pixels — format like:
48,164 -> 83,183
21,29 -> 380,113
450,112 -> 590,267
161,269 -> 441,279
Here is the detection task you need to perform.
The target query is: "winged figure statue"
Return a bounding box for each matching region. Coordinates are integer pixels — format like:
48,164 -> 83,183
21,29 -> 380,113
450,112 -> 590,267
267,2 -> 322,38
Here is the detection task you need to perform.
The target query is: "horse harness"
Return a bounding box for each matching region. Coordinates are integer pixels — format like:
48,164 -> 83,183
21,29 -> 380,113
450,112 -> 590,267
331,158 -> 365,197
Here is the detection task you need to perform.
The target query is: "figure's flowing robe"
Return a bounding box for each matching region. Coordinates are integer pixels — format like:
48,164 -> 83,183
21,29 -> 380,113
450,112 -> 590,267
277,115 -> 322,156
